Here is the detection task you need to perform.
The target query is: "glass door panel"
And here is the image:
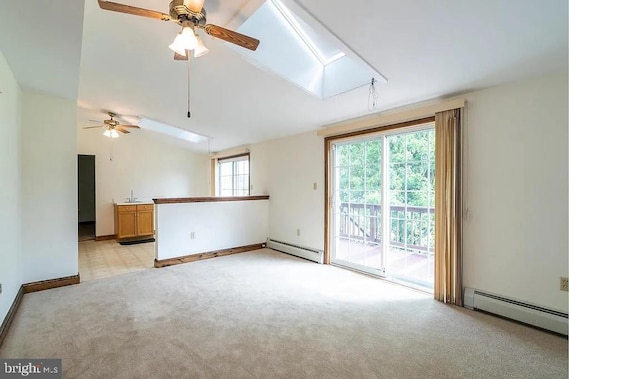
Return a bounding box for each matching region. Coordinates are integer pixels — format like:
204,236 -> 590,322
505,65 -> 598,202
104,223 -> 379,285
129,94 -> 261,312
332,139 -> 383,275
385,129 -> 435,289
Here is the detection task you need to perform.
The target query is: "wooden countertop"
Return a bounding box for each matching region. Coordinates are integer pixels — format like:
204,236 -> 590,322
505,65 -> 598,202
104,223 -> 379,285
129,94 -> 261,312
153,196 -> 269,204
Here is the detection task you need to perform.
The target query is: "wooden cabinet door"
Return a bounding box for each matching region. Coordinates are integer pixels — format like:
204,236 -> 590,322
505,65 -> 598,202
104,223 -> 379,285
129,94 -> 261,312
136,205 -> 154,236
117,209 -> 137,238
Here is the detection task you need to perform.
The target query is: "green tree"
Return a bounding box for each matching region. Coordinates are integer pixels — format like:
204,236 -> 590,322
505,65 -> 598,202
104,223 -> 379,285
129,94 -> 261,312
336,129 -> 435,254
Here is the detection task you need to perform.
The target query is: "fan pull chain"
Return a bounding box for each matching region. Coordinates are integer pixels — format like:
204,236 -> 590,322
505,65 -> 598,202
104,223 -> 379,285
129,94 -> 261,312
109,136 -> 114,161
187,50 -> 192,118
368,77 -> 378,111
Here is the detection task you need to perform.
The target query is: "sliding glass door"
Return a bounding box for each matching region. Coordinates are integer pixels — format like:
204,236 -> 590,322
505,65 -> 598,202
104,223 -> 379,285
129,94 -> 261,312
330,126 -> 435,290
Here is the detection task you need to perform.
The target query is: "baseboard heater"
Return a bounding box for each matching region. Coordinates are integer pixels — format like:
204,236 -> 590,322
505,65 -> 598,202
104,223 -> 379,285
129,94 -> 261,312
463,288 -> 568,336
266,238 -> 324,264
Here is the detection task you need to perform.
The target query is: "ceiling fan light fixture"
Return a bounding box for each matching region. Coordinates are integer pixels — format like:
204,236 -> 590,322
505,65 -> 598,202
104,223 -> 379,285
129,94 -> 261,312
169,39 -> 186,56
169,28 -> 208,57
103,129 -> 119,138
169,32 -> 188,56
193,33 -> 209,57
169,24 -> 200,55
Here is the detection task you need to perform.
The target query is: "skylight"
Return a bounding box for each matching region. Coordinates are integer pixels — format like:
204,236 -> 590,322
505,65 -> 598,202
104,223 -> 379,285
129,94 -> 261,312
232,0 -> 386,99
270,0 -> 344,65
137,117 -> 208,144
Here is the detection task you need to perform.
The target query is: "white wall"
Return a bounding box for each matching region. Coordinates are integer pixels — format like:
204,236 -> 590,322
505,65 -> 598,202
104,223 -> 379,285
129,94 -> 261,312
463,72 -> 568,312
250,131 -> 325,251
248,72 -> 568,312
21,91 -> 78,283
0,50 -> 22,322
77,130 -> 209,236
155,200 -> 269,260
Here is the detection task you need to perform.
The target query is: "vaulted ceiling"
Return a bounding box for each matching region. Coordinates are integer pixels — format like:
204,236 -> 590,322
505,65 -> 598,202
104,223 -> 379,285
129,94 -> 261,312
0,0 -> 568,152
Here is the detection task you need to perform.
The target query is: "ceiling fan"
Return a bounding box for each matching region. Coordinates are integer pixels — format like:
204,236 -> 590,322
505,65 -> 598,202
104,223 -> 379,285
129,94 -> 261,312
97,0 -> 260,57
97,0 -> 261,118
83,112 -> 140,138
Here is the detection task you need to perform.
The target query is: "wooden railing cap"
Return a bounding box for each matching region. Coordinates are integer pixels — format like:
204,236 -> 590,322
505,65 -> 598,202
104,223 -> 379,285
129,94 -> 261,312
153,196 -> 269,204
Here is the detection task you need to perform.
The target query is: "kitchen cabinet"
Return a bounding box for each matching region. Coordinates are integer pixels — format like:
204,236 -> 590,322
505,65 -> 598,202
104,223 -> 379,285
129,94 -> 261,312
136,204 -> 154,236
115,203 -> 154,240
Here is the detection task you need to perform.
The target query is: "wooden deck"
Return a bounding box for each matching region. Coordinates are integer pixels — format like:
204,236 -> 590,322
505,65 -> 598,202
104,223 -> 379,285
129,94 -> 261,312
336,238 -> 434,289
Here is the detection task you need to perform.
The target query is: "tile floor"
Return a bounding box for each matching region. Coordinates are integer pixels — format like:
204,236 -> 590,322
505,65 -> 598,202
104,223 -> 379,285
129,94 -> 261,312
78,239 -> 155,281
78,222 -> 95,242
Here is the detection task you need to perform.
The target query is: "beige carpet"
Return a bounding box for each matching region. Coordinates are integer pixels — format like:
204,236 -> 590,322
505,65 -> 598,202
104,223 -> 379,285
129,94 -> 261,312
0,249 -> 568,378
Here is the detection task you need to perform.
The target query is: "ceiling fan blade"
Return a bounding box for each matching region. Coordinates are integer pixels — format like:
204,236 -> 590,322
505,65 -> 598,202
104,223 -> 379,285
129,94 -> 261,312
203,24 -> 260,51
97,0 -> 171,21
115,127 -> 131,134
119,125 -> 140,129
83,126 -> 105,129
174,52 -> 188,61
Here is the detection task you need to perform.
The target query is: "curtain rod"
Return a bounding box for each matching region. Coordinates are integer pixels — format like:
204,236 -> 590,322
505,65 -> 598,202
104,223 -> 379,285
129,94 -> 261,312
317,97 -> 466,138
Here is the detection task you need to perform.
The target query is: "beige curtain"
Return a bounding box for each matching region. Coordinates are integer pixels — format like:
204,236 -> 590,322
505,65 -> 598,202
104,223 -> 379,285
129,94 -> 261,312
434,108 -> 462,305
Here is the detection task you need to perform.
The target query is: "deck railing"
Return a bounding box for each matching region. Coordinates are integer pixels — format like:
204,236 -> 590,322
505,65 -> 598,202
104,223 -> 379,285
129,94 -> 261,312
338,202 -> 434,254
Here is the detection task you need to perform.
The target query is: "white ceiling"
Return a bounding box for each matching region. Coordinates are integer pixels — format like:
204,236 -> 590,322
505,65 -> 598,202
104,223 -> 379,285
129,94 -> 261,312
1,0 -> 568,152
0,0 -> 85,100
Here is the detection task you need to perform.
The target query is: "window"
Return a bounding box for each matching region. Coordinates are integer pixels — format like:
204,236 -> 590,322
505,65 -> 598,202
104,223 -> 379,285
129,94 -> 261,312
217,154 -> 250,196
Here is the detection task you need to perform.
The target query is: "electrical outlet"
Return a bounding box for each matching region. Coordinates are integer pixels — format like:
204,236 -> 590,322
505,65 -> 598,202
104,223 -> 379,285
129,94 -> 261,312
296,229 -> 300,236
313,182 -> 317,190
0,283 -> 2,294
190,232 -> 196,240
560,277 -> 568,291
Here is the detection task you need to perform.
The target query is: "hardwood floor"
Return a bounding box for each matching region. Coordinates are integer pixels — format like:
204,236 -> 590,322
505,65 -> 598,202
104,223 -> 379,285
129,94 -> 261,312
78,239 -> 154,281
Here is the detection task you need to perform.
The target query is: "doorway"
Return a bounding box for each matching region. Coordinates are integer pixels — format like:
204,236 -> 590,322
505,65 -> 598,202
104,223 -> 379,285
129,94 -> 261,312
78,154 -> 96,241
329,124 -> 435,290
77,154 -> 155,281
